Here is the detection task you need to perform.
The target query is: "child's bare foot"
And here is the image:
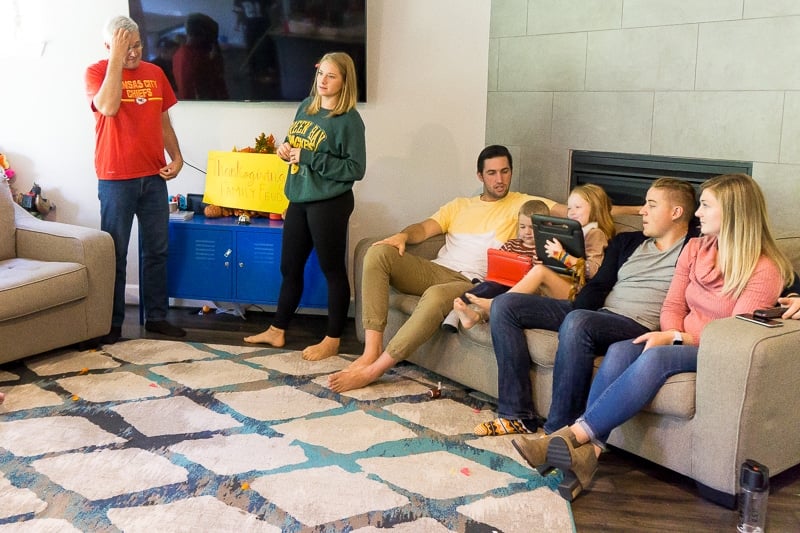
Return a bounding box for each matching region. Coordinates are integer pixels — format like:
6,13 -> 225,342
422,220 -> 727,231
454,298 -> 483,329
465,293 -> 493,318
244,326 -> 285,347
302,336 -> 340,361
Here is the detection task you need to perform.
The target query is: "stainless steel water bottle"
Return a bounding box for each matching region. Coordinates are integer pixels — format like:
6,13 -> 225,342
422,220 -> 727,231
738,459 -> 769,533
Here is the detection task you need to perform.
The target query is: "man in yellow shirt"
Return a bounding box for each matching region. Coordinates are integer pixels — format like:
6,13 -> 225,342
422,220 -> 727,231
328,145 -> 563,392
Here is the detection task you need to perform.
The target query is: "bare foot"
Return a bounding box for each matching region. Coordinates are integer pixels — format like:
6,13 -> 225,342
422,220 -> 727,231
343,341 -> 384,371
244,326 -> 286,347
344,353 -> 377,371
328,365 -> 382,392
465,293 -> 493,318
302,336 -> 340,361
454,298 -> 483,329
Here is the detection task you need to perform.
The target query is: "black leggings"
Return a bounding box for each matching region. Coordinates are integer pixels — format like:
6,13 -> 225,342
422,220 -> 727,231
273,190 -> 354,337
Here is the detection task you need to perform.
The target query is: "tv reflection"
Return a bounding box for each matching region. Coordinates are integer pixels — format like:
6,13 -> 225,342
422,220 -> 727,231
140,0 -> 366,102
173,13 -> 229,100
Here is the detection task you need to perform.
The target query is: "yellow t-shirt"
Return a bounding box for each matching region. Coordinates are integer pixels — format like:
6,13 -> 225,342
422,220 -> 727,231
429,192 -> 555,281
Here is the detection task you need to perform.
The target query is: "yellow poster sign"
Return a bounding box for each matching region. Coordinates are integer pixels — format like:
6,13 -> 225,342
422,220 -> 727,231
203,151 -> 289,213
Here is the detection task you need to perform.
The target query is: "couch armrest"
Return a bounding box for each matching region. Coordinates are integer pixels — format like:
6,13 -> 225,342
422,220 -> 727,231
14,204 -> 113,265
692,316 -> 800,494
353,234 -> 446,342
13,203 -> 115,334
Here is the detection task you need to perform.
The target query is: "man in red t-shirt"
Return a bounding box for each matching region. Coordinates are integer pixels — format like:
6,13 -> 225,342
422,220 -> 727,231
86,15 -> 185,343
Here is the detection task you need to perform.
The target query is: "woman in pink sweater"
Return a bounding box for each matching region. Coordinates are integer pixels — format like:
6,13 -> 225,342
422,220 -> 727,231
517,173 -> 795,502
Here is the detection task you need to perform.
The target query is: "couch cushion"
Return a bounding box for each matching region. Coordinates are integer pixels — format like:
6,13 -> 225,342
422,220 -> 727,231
0,181 -> 15,260
0,258 -> 88,321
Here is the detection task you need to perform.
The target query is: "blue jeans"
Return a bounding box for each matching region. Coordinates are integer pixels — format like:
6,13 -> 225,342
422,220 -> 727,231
490,292 -> 573,421
578,340 -> 698,444
98,176 -> 169,327
543,309 -> 650,433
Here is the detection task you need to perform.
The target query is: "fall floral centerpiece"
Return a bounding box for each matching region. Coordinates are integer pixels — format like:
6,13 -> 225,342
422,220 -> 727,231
234,132 -> 276,154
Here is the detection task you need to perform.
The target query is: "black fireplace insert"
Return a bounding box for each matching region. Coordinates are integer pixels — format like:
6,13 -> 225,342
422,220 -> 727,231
570,151 -> 752,206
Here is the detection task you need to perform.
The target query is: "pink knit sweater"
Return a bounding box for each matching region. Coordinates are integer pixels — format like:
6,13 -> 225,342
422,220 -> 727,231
660,235 -> 784,344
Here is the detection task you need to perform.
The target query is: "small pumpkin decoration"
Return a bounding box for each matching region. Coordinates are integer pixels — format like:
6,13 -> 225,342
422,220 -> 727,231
204,204 -> 223,218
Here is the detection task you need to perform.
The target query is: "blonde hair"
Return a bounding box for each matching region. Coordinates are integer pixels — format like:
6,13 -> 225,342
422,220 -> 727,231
570,184 -> 616,239
519,199 -> 550,220
306,52 -> 358,117
701,173 -> 794,297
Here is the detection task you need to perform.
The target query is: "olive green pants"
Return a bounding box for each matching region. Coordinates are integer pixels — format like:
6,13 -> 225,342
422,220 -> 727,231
361,244 -> 474,361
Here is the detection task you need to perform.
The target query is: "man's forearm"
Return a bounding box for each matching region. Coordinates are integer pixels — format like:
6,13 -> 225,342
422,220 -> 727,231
93,58 -> 124,116
611,204 -> 643,216
398,223 -> 428,245
162,120 -> 182,164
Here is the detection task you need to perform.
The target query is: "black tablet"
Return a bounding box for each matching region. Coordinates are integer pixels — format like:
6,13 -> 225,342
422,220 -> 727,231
533,215 -> 586,275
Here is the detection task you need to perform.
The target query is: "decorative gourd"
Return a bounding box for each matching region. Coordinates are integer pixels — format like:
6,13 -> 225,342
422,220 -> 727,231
204,204 -> 223,218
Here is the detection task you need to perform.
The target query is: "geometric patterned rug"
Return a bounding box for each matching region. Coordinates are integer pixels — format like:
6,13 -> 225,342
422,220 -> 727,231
0,340 -> 574,532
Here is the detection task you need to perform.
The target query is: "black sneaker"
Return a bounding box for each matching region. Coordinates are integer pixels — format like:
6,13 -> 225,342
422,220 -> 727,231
145,320 -> 186,338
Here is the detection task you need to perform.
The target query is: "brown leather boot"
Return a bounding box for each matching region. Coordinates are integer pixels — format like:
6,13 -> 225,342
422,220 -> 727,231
511,426 -> 576,473
545,436 -> 598,501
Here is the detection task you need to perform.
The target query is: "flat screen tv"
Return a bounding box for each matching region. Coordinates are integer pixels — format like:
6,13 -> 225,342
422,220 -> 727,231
129,0 -> 367,102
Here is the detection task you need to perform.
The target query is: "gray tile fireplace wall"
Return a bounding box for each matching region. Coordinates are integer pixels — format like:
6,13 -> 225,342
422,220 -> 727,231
486,1 -> 800,238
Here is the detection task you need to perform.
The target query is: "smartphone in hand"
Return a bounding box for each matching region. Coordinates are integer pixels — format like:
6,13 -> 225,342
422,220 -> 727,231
735,313 -> 783,328
754,306 -> 784,319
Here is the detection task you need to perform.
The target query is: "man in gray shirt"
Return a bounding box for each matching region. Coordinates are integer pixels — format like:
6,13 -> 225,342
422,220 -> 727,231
475,178 -> 697,438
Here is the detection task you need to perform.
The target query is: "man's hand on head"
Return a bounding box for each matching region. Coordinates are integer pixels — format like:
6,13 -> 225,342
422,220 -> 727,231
109,28 -> 133,63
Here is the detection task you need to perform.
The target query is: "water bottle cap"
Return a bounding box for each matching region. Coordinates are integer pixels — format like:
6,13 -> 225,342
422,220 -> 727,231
740,459 -> 769,491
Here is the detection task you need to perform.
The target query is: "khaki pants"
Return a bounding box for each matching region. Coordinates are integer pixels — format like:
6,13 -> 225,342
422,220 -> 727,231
361,244 -> 473,361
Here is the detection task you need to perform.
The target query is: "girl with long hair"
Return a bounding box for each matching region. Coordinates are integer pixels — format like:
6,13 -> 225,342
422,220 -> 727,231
245,52 -> 366,361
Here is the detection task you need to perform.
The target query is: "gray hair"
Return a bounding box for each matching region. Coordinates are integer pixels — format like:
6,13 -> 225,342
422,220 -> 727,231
103,15 -> 139,44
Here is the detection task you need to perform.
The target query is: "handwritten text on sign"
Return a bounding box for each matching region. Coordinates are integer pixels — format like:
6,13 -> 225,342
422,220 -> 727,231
203,151 -> 289,213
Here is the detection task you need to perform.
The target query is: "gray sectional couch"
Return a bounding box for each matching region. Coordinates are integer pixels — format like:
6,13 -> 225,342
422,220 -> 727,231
353,214 -> 800,506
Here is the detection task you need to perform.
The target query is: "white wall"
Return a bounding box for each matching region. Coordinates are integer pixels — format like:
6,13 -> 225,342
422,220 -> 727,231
0,0 -> 491,299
